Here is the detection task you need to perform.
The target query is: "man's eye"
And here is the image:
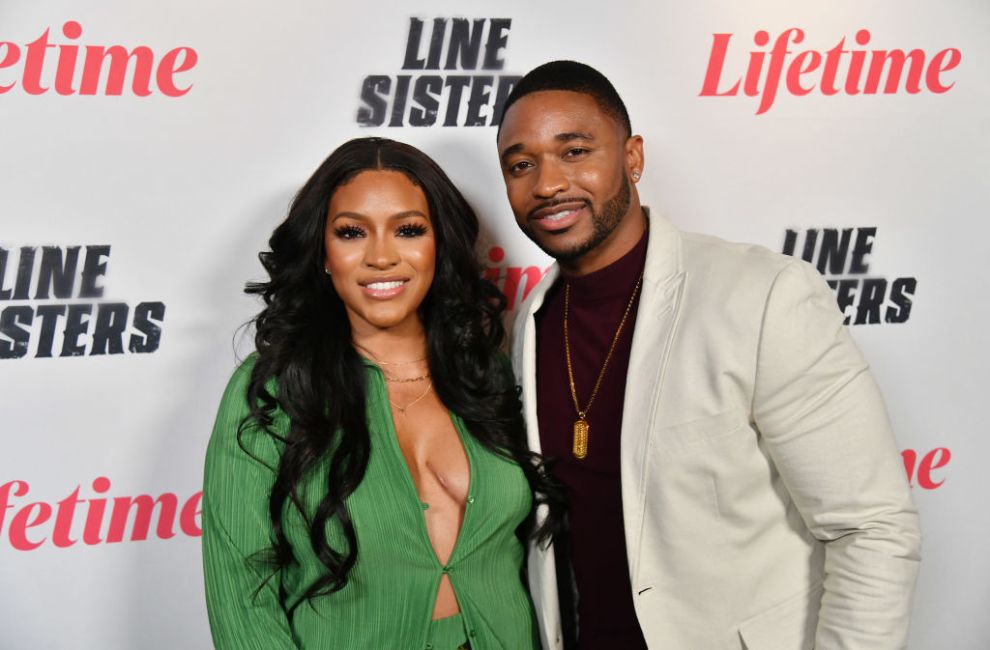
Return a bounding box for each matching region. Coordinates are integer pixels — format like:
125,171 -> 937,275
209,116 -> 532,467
334,225 -> 365,239
508,160 -> 532,174
565,148 -> 589,157
397,224 -> 428,237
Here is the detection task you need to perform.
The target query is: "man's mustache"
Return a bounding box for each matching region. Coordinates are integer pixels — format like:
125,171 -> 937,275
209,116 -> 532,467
527,198 -> 590,221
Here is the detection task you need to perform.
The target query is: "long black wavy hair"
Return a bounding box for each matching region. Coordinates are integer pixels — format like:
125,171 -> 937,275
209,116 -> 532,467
241,137 -> 561,613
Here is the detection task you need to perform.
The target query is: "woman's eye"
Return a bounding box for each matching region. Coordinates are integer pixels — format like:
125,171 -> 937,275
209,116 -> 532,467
397,223 -> 428,238
334,225 -> 365,239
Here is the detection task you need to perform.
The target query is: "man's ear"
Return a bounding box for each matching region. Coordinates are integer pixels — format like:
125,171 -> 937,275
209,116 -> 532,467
625,135 -> 645,182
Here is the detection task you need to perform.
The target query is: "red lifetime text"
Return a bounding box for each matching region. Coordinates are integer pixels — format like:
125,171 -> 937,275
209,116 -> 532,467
483,246 -> 551,311
0,477 -> 201,551
902,447 -> 951,490
700,28 -> 961,114
0,20 -> 197,96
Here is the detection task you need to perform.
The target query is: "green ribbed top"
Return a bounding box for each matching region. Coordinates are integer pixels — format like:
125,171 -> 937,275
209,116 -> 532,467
202,355 -> 538,650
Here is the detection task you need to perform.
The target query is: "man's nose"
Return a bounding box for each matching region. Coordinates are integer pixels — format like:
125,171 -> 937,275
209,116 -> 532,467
532,160 -> 569,198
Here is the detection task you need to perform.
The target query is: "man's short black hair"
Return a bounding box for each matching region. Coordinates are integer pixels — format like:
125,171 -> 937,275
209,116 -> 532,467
498,60 -> 632,137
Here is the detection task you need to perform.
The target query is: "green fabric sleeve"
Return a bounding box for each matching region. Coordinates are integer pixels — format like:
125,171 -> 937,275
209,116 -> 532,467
202,357 -> 299,649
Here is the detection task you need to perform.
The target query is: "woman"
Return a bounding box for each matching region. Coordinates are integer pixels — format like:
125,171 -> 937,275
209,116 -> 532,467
202,137 -> 558,649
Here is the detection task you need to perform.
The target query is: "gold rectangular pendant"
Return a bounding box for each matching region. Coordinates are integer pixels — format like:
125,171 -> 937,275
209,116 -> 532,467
572,419 -> 589,459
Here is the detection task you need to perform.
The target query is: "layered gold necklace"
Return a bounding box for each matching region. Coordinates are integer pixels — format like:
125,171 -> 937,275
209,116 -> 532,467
563,274 -> 643,459
355,344 -> 433,414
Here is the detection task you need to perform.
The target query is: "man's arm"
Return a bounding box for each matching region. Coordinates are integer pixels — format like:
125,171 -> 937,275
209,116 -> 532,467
752,260 -> 921,649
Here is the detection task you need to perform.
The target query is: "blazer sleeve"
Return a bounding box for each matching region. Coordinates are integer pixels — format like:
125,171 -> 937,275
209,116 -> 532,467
202,358 -> 300,650
751,260 -> 921,650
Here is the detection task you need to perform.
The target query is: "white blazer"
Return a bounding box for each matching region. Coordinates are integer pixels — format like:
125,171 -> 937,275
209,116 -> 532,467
511,213 -> 921,650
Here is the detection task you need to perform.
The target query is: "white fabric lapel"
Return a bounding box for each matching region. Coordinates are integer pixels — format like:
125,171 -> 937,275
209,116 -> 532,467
511,264 -> 559,455
620,212 -> 685,581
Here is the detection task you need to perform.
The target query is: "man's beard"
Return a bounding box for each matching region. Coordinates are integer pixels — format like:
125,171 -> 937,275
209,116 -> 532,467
524,175 -> 632,264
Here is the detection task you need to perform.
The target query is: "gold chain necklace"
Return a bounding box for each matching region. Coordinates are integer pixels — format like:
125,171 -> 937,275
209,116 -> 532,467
354,342 -> 429,383
375,356 -> 425,366
563,273 -> 643,459
352,342 -> 433,412
353,342 -> 426,366
384,372 -> 431,383
389,379 -> 433,415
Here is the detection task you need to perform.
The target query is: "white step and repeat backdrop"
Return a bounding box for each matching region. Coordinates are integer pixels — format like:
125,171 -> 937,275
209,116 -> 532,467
2,1 -> 987,648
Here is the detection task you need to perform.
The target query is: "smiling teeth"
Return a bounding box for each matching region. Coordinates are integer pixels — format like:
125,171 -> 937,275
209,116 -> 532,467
367,281 -> 404,290
544,210 -> 575,222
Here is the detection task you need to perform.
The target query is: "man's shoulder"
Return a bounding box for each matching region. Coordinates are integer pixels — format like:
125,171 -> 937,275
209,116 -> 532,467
678,229 -> 794,281
661,225 -> 823,314
658,225 -> 846,341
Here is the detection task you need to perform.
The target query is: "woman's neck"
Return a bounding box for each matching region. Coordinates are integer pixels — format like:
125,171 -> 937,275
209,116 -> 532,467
350,320 -> 429,365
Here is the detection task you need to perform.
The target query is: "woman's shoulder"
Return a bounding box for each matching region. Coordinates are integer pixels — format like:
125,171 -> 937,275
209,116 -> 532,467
209,352 -> 286,465
203,353 -> 283,534
213,353 -> 252,422
216,352 -> 280,411
225,350 -> 259,387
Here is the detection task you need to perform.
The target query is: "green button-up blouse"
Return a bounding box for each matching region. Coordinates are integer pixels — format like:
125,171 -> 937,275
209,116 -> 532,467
202,355 -> 538,650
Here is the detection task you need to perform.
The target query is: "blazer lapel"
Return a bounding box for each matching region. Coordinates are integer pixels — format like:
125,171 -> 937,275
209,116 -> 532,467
620,212 -> 685,581
513,210 -> 685,585
511,265 -> 564,650
512,264 -> 559,456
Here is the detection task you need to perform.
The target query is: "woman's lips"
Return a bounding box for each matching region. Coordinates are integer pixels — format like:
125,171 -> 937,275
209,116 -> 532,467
361,279 -> 408,299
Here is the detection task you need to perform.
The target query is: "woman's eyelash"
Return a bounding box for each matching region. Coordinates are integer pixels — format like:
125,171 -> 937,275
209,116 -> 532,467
334,225 -> 365,239
397,223 -> 428,237
333,223 -> 428,239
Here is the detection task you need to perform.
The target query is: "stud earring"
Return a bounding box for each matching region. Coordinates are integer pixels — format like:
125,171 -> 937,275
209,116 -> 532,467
632,171 -> 641,181
324,267 -> 332,276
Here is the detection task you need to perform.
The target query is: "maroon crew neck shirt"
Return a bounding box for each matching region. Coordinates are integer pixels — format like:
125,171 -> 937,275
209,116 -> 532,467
535,227 -> 649,649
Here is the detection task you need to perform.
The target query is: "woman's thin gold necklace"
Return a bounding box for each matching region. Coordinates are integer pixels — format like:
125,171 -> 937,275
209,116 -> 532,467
385,373 -> 430,383
563,273 -> 643,459
354,343 -> 430,383
353,343 -> 433,412
375,356 -> 426,366
389,380 -> 433,415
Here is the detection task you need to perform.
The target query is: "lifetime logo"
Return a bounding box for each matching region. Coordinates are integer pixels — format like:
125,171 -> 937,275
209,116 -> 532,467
0,20 -> 198,97
0,477 -> 202,551
482,246 -> 550,311
700,28 -> 962,114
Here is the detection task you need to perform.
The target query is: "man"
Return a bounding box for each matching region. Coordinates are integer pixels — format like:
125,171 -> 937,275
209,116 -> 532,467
496,60 -> 920,650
